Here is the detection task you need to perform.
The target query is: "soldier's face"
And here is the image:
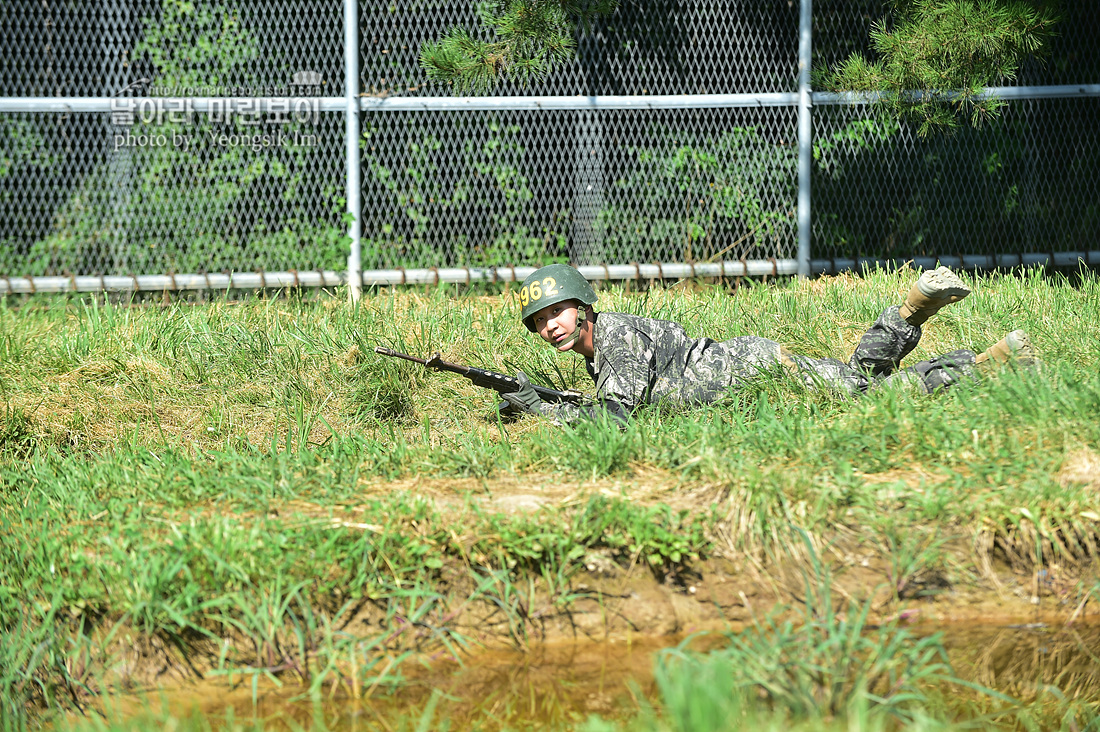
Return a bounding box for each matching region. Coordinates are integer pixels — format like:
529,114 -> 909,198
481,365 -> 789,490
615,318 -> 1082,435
532,300 -> 581,352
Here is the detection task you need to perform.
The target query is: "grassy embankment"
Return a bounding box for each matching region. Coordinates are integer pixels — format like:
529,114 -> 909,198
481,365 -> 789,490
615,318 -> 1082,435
3,268 -> 1100,730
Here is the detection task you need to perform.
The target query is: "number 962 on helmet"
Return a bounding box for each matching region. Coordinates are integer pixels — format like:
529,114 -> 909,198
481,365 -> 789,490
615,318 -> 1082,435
519,264 -> 598,332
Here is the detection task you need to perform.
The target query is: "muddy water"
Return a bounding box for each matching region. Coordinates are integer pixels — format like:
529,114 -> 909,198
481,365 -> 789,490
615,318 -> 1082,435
157,637 -> 685,730
937,622 -> 1100,704
121,623 -> 1100,730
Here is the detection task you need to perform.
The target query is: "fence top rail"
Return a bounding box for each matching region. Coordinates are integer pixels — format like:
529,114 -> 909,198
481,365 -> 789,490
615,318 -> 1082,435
0,97 -> 348,113
1,85 -> 1097,114
3,253 -> 1097,294
361,92 -> 802,111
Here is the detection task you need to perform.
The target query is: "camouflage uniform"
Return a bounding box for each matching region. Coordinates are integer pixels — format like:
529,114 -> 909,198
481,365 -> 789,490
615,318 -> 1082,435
540,305 -> 978,425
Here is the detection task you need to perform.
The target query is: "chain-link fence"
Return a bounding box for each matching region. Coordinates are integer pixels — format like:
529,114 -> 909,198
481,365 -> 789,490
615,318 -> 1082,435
1,1 -> 1097,294
0,0 -> 346,289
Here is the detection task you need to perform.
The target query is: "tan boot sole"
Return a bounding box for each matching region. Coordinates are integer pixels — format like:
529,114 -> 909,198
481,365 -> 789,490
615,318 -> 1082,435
1003,329 -> 1035,360
915,266 -> 971,302
900,267 -> 972,325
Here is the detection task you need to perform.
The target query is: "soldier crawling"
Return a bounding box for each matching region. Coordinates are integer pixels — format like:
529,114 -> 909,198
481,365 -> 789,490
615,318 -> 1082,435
498,264 -> 1035,424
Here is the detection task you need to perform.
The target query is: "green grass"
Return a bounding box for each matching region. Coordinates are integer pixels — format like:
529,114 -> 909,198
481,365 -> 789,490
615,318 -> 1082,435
3,268 -> 1100,729
0,441 -> 714,728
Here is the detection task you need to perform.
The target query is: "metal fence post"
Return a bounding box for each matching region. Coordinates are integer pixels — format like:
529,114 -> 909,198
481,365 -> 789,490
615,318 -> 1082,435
572,33 -> 606,264
345,0 -> 362,303
797,0 -> 813,278
104,0 -> 133,277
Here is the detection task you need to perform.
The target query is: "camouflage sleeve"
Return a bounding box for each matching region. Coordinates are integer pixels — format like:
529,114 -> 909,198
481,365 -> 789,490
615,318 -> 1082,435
538,399 -> 631,426
590,317 -> 657,410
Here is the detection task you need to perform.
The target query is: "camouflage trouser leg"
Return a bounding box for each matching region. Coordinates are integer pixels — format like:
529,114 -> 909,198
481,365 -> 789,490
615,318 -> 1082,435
848,306 -> 922,377
777,306 -> 919,395
779,308 -> 970,396
876,349 -> 979,394
780,351 -> 870,396
783,349 -> 980,396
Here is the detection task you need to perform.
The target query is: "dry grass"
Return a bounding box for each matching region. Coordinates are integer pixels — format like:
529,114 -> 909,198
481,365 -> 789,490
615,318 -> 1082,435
1059,448 -> 1100,493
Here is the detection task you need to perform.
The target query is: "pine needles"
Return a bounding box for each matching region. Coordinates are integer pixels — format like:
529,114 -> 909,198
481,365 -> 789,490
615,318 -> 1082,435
420,0 -> 619,93
818,0 -> 1062,136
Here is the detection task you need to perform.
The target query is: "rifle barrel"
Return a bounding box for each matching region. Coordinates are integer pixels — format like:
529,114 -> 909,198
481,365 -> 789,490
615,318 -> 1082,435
373,346 -> 428,365
376,346 -> 583,404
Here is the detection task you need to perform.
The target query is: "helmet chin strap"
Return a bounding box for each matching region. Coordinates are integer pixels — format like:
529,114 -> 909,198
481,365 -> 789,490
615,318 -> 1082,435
551,306 -> 587,351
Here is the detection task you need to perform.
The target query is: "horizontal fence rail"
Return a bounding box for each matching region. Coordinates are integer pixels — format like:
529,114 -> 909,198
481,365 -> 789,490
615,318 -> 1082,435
3,86 -> 1098,114
2,251 -> 1098,295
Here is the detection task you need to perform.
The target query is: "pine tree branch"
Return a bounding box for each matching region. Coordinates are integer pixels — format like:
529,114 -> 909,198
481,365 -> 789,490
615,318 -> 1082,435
819,0 -> 1061,136
420,0 -> 620,93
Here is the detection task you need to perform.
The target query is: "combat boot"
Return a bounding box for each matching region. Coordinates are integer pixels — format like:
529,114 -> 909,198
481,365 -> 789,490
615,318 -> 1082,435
898,266 -> 971,326
975,330 -> 1036,372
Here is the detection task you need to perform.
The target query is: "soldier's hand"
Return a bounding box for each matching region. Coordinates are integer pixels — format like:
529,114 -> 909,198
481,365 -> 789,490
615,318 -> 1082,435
499,371 -> 544,416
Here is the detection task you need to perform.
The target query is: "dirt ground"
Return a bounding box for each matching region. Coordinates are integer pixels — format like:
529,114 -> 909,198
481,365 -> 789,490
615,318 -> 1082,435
433,548 -> 1095,647
85,468 -> 1099,707
317,472 -> 1099,645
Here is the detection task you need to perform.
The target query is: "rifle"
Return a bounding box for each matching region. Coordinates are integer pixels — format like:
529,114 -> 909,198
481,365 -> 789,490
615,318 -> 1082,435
374,347 -> 586,412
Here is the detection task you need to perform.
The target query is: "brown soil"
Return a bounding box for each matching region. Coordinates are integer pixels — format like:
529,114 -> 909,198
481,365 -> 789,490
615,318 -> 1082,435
100,545 -> 1095,688
1059,447 -> 1100,493
211,471 -> 1100,651
47,472 -> 1100,727
430,549 -> 1095,648
344,472 -> 1099,633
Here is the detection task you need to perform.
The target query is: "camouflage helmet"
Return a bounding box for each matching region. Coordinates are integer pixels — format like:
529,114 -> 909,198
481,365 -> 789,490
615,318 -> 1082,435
519,264 -> 598,332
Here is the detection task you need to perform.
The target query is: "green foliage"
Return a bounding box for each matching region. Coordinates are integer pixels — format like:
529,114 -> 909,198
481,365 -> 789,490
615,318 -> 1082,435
0,119 -> 53,179
468,494 -> 713,574
812,106 -> 1100,258
551,412 -> 646,477
819,0 -> 1062,136
665,542 -> 958,723
362,115 -> 568,267
585,557 -> 1053,732
573,495 -> 713,571
876,523 -> 952,600
3,272 -> 1100,726
139,0 -> 259,87
0,599 -> 106,732
0,406 -> 38,460
813,118 -> 900,178
0,431 -> 719,716
348,374 -> 416,422
0,119 -> 56,273
420,0 -> 620,93
597,126 -> 797,263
